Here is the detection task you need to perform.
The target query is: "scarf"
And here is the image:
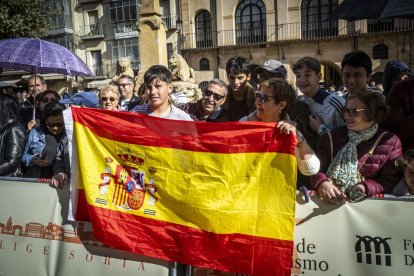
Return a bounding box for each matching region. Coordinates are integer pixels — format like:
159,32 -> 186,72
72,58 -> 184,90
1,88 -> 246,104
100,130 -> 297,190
326,123 -> 378,193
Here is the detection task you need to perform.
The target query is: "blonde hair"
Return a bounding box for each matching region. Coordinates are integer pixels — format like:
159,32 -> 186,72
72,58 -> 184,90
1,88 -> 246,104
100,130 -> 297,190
98,84 -> 120,99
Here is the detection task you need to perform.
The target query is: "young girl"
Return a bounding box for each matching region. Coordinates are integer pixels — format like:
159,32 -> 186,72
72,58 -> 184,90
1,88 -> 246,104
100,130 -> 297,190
393,149 -> 414,195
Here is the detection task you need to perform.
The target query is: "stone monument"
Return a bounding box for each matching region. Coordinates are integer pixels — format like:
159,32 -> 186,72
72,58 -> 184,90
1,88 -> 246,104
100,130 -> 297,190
169,53 -> 201,103
112,57 -> 135,83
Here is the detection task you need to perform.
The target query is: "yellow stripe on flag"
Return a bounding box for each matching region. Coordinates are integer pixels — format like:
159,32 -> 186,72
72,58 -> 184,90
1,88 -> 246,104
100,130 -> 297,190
75,122 -> 296,241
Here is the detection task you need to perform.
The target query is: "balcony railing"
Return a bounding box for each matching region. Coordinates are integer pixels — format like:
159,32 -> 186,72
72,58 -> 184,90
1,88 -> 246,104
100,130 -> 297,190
179,19 -> 414,50
161,14 -> 178,30
48,15 -> 73,30
114,21 -> 138,39
79,23 -> 105,39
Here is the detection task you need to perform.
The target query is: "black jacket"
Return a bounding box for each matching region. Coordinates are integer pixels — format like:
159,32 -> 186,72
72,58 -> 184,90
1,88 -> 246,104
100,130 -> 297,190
0,120 -> 26,176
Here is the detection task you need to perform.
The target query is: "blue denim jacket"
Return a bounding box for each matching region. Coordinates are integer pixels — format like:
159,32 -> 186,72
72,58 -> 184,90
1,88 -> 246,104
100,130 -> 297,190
22,126 -> 45,167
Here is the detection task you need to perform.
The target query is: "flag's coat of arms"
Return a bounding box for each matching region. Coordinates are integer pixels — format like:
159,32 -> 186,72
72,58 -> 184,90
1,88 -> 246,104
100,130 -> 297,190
71,107 -> 297,276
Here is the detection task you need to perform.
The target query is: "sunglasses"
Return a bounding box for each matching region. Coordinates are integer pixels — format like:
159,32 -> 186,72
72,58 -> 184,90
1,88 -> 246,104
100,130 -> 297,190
203,89 -> 225,101
118,83 -> 132,88
46,122 -> 64,128
101,97 -> 117,102
42,97 -> 58,103
342,108 -> 365,117
255,92 -> 274,103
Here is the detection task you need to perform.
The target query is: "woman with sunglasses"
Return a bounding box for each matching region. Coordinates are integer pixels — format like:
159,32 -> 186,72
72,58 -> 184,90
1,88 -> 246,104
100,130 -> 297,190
311,89 -> 403,204
98,84 -> 120,111
240,78 -> 320,176
22,102 -> 67,178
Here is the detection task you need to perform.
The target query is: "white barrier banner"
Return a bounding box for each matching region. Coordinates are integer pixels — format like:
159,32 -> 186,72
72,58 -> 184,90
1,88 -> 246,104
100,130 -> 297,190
0,178 -> 170,276
194,195 -> 414,276
2,178 -> 414,276
291,195 -> 414,276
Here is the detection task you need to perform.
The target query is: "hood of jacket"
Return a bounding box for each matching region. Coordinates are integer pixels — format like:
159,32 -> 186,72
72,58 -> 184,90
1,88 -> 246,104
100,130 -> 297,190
383,60 -> 413,96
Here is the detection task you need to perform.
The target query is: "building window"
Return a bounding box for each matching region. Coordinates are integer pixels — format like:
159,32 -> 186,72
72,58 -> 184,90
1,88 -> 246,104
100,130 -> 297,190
195,10 -> 213,48
301,0 -> 338,39
367,19 -> 394,33
373,44 -> 388,60
109,0 -> 141,23
199,58 -> 210,71
90,51 -> 103,76
45,35 -> 74,52
111,38 -> 140,70
235,0 -> 266,45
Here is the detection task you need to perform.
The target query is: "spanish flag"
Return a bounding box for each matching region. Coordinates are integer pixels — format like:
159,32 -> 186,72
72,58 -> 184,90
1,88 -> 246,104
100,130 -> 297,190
71,107 -> 297,275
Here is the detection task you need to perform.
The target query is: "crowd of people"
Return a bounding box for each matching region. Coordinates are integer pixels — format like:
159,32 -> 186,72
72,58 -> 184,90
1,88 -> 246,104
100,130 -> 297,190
1,50 -> 413,204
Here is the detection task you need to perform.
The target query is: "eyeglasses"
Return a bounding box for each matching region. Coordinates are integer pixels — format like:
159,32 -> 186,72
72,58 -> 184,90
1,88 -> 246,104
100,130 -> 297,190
255,92 -> 274,103
342,108 -> 365,117
101,97 -> 117,102
203,89 -> 225,101
46,122 -> 64,128
42,97 -> 58,103
118,83 -> 132,88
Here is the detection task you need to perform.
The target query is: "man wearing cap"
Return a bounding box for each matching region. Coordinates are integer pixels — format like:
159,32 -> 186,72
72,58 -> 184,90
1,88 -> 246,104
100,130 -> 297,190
255,59 -> 288,84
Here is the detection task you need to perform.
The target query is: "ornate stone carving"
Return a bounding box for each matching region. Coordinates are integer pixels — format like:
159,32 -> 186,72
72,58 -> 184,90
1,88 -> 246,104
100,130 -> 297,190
112,57 -> 135,83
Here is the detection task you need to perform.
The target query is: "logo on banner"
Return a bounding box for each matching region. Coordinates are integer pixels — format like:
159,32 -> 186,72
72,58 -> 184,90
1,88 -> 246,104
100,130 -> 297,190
355,235 -> 392,266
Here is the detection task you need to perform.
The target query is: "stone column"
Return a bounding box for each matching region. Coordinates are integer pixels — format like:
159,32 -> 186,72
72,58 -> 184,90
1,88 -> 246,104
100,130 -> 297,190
138,0 -> 168,69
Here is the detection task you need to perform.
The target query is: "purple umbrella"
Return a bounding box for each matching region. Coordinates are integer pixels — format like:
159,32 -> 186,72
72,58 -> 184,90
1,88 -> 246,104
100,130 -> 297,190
0,38 -> 94,77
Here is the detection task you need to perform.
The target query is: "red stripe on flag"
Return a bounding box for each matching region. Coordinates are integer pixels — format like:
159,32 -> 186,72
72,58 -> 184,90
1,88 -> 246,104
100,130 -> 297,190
86,204 -> 293,276
72,108 -> 296,155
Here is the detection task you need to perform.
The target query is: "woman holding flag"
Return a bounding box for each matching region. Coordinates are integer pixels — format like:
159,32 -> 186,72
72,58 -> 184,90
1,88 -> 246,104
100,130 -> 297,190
240,78 -> 320,176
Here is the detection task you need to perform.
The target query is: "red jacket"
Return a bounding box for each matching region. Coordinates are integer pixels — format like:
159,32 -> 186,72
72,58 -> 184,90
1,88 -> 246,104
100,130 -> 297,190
381,77 -> 414,151
310,126 -> 403,196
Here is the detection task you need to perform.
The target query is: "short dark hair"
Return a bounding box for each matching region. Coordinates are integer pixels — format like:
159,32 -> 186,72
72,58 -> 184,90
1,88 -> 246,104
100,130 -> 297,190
40,90 -> 61,101
341,51 -> 372,76
143,65 -> 172,85
41,102 -> 66,130
347,89 -> 388,122
225,56 -> 251,76
0,93 -> 20,128
292,57 -> 321,74
260,78 -> 297,119
395,148 -> 414,169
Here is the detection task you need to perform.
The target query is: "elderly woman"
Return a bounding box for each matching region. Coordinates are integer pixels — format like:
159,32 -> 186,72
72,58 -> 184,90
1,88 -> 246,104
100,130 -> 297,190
240,78 -> 320,176
98,84 -> 120,110
312,90 -> 403,204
